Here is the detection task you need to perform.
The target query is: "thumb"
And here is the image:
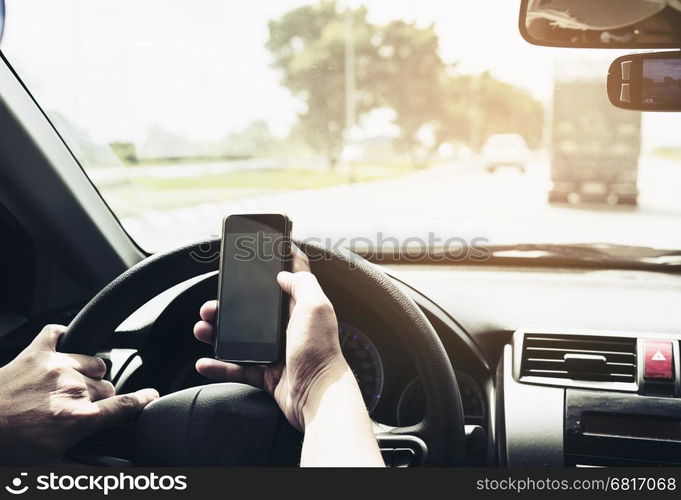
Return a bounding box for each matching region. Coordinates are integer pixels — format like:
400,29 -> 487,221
30,324 -> 67,351
93,388 -> 159,428
277,271 -> 325,302
276,270 -> 295,295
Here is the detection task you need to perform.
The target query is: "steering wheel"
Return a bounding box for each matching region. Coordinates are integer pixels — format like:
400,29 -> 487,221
59,239 -> 465,466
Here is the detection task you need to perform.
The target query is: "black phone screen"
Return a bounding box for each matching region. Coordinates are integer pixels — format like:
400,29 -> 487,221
215,214 -> 290,363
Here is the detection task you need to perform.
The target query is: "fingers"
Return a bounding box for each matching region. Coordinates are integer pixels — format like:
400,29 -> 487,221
31,324 -> 67,351
85,378 -> 116,402
290,244 -> 311,273
277,271 -> 327,304
193,247 -> 312,344
66,354 -> 108,379
193,320 -> 215,345
199,300 -> 217,322
196,358 -> 265,388
194,300 -> 217,344
194,245 -> 309,327
93,388 -> 159,427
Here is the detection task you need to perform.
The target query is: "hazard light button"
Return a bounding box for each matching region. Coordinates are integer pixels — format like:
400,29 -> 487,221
644,340 -> 674,380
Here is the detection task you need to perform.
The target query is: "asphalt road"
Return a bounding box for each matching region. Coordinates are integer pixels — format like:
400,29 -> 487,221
122,156 -> 681,252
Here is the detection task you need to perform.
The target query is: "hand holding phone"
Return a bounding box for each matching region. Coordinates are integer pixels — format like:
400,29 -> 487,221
195,251 -> 384,465
195,247 -> 357,433
215,213 -> 291,364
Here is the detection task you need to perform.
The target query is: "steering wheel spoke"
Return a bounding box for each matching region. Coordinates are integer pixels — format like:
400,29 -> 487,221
375,430 -> 428,467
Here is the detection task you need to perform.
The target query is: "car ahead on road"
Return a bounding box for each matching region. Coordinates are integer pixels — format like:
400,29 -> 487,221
481,133 -> 530,173
1,0 -> 681,470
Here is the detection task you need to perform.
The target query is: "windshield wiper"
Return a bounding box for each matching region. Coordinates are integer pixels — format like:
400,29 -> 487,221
355,242 -> 681,271
485,243 -> 681,269
486,243 -> 617,260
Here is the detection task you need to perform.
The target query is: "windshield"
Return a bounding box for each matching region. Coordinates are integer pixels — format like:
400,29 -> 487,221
2,0 -> 681,256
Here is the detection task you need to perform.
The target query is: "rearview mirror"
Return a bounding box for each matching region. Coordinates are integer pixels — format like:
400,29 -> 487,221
607,51 -> 681,111
519,0 -> 681,49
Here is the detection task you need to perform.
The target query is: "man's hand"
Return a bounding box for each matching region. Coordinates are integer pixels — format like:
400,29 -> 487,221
193,246 -> 347,431
0,325 -> 159,465
193,245 -> 384,466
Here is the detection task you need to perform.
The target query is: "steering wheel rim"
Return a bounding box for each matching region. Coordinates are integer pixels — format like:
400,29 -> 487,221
59,239 -> 465,466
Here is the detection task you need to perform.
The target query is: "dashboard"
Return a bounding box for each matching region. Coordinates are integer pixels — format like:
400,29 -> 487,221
337,322 -> 487,427
387,264 -> 681,466
5,261 -> 681,466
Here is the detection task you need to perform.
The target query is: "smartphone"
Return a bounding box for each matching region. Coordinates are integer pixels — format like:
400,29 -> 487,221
215,213 -> 292,364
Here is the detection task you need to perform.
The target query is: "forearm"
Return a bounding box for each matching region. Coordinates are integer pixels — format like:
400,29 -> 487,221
300,364 -> 385,467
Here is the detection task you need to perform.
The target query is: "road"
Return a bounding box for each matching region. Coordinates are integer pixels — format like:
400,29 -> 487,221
122,157 -> 681,252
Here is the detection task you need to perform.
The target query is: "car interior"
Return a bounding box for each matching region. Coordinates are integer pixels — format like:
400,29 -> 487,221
1,0 -> 681,467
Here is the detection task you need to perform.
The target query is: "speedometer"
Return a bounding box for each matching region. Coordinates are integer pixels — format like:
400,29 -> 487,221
396,371 -> 486,426
338,323 -> 384,413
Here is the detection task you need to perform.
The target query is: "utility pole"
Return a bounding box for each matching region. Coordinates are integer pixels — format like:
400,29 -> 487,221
345,8 -> 356,133
344,7 -> 357,182
73,0 -> 83,127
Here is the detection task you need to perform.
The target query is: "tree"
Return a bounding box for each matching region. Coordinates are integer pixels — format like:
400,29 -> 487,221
110,142 -> 137,164
268,1 -> 545,163
372,21 -> 447,157
267,1 -> 379,167
437,72 -> 544,151
218,120 -> 277,157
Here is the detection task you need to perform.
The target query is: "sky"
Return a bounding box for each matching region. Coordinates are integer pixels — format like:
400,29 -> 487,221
2,0 -> 680,149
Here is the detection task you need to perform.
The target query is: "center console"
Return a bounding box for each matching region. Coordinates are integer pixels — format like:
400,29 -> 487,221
497,330 -> 681,466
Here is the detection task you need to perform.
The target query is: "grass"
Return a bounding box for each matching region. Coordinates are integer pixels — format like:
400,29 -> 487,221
132,164 -> 411,191
123,155 -> 255,167
102,162 -> 419,218
654,147 -> 681,161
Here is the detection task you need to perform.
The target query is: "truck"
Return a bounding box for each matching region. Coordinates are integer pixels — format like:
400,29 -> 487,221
550,67 -> 641,205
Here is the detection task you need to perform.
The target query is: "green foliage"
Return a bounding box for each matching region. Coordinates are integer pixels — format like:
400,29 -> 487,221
219,120 -> 278,157
438,72 -> 544,150
267,1 -> 379,166
267,1 -> 545,161
110,142 -> 138,164
372,20 -> 446,151
135,121 -> 278,162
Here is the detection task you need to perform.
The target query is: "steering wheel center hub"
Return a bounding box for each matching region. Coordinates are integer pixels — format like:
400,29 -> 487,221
135,383 -> 301,466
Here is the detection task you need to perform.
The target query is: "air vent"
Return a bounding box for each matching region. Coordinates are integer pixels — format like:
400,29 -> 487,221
521,334 -> 637,383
